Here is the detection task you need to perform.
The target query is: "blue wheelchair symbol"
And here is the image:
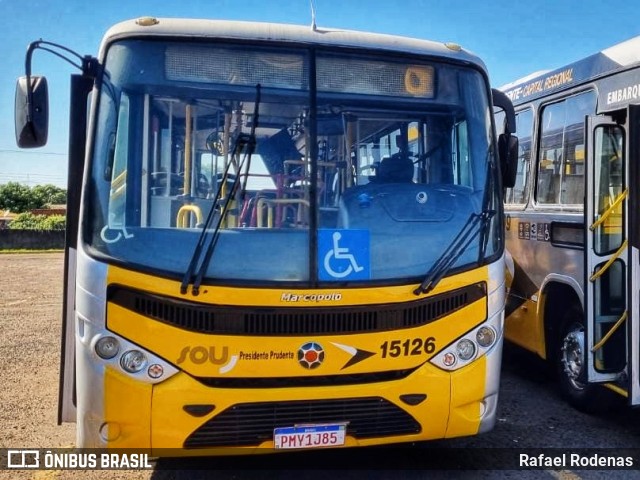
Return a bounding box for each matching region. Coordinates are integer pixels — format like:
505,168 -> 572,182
318,229 -> 370,281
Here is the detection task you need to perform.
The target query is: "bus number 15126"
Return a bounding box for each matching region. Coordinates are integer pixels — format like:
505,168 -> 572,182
380,337 -> 436,358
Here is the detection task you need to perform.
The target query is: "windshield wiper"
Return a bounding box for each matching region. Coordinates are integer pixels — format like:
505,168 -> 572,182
413,209 -> 495,296
414,144 -> 499,296
180,84 -> 261,296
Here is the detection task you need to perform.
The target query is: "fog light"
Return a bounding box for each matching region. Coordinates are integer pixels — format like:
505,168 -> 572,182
99,422 -> 121,442
476,326 -> 496,348
442,352 -> 456,367
147,363 -> 164,379
456,339 -> 476,361
120,350 -> 147,373
95,336 -> 120,359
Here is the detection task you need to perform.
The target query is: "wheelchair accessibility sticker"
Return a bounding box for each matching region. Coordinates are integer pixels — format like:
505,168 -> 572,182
318,229 -> 370,281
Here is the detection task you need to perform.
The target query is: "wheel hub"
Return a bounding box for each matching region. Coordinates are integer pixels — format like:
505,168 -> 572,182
561,328 -> 586,390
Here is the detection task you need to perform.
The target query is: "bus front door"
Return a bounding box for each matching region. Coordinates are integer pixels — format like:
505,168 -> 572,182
585,106 -> 640,405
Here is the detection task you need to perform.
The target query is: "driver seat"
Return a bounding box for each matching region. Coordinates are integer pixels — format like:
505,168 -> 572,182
376,153 -> 414,183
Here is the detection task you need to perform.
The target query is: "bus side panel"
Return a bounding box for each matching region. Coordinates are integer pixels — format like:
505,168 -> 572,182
505,211 -> 584,358
505,212 -> 544,355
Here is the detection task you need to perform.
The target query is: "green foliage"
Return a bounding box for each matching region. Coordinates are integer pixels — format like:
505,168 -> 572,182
0,182 -> 37,212
31,184 -> 67,206
8,212 -> 41,229
0,182 -> 67,213
8,212 -> 66,231
41,215 -> 66,231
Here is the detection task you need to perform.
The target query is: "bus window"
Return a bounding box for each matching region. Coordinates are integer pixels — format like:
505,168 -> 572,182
592,259 -> 627,373
453,120 -> 471,186
106,94 -> 130,227
354,121 -> 422,186
593,124 -> 624,255
536,91 -> 595,205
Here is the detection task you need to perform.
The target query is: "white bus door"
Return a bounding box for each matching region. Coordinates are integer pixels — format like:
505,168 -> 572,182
585,106 -> 640,405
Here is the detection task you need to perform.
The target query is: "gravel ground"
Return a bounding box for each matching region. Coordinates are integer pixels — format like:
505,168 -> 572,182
0,253 -> 74,448
0,253 -> 149,480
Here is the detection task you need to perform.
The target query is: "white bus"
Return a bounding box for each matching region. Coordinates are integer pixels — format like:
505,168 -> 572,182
499,35 -> 640,411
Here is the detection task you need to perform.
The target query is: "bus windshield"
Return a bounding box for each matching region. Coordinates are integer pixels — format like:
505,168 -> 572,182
87,39 -> 499,285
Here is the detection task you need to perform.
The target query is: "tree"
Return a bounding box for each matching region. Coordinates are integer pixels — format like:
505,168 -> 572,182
0,182 -> 67,213
32,184 -> 67,206
0,182 -> 38,213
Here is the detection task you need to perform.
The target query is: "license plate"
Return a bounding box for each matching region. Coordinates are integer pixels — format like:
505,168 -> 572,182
274,423 -> 347,449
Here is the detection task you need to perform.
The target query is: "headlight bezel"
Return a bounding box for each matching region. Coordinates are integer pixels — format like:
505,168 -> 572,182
429,310 -> 502,372
89,331 -> 179,383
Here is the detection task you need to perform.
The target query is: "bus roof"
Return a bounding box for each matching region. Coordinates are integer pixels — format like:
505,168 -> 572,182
100,17 -> 486,71
500,35 -> 640,106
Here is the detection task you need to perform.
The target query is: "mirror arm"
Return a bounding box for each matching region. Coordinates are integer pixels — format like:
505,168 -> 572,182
24,40 -> 40,126
491,88 -> 516,133
22,40 -> 98,136
24,40 -> 97,82
81,55 -> 100,78
491,88 -> 516,135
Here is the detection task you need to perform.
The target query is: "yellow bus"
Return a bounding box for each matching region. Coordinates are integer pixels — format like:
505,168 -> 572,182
15,17 -> 517,454
499,36 -> 640,411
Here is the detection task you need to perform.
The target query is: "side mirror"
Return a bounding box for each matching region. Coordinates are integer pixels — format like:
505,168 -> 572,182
492,88 -> 518,188
15,75 -> 49,148
498,133 -> 519,188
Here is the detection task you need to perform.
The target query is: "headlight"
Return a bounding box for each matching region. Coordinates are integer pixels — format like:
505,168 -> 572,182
456,339 -> 477,361
120,350 -> 147,373
476,326 -> 496,348
95,336 -> 120,359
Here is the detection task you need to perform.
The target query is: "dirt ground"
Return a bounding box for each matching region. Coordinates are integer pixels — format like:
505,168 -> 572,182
0,253 -> 150,480
0,253 -> 74,448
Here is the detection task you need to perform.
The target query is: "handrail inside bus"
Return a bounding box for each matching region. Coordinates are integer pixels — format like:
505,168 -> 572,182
591,310 -> 628,353
257,198 -> 310,228
589,189 -> 628,232
589,239 -> 628,282
177,204 -> 203,228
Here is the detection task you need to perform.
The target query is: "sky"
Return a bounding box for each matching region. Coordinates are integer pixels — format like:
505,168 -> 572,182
2,0 -> 640,189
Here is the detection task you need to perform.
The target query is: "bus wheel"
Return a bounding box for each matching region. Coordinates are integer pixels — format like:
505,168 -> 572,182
556,308 -> 608,412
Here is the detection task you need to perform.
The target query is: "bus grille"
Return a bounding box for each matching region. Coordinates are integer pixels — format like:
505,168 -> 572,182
194,369 -> 416,388
183,397 -> 421,448
108,283 -> 485,336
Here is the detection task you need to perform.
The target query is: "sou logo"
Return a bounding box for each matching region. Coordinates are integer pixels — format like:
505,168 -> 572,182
177,346 -> 229,365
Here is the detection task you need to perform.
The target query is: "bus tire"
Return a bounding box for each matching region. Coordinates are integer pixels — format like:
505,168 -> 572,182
556,306 -> 610,413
